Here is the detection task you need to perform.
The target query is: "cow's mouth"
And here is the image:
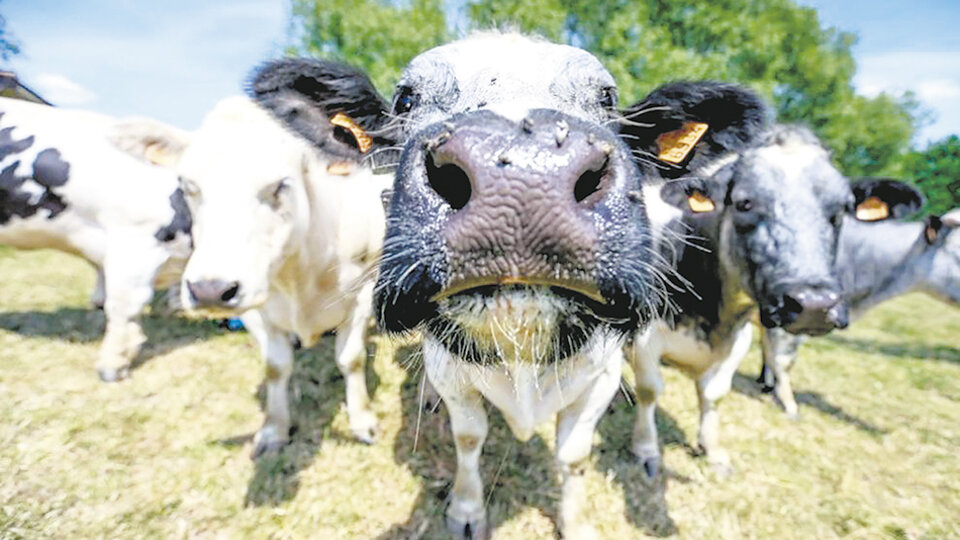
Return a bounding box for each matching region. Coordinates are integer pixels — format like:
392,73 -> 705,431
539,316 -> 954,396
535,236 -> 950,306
425,284 -> 603,365
432,277 -> 606,304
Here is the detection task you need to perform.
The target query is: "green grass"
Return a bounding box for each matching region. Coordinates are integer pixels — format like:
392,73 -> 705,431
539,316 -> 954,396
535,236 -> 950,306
1,249 -> 958,539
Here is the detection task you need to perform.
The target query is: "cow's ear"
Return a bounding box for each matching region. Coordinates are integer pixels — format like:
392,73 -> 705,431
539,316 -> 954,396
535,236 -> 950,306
108,118 -> 192,167
659,176 -> 721,215
851,178 -> 925,222
247,58 -> 395,164
619,81 -> 768,178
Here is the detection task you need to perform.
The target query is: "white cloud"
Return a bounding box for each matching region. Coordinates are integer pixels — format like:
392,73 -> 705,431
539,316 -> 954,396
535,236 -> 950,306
31,73 -> 97,106
855,51 -> 960,143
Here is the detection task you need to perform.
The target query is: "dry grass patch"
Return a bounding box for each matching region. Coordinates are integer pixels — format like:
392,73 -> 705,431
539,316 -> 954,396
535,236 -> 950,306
1,248 -> 958,538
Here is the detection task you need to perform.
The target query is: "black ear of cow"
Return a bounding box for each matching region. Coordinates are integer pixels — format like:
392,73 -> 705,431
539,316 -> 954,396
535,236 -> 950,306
247,58 -> 395,161
851,178 -> 925,220
619,81 -> 769,177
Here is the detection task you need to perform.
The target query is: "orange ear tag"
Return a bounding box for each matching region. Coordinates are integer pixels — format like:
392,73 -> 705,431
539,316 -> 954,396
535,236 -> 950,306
656,122 -> 709,164
330,112 -> 373,154
855,196 -> 890,221
326,161 -> 355,176
687,190 -> 716,213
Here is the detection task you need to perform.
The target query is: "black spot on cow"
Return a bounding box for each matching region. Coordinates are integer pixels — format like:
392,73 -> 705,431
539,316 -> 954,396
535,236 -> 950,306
32,148 -> 70,187
154,187 -> 193,245
0,144 -> 71,225
0,125 -> 35,161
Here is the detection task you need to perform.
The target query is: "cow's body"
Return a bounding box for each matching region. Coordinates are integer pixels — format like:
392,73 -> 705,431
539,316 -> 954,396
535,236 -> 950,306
625,126 -> 924,475
760,209 -> 960,416
113,96 -> 389,455
0,97 -> 190,380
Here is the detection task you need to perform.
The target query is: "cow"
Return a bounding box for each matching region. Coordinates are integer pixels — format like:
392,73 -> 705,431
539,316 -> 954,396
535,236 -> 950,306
110,92 -> 391,456
244,32 -> 771,538
0,97 -> 191,381
623,125 -> 926,477
760,200 -> 960,417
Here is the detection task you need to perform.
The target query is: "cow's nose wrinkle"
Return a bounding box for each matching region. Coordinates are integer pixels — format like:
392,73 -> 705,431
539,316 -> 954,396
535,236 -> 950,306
221,282 -> 240,303
574,160 -> 607,203
426,153 -> 471,210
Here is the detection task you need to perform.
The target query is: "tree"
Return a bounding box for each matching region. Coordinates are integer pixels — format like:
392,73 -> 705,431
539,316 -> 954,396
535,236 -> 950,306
902,136 -> 960,216
289,0 -> 447,96
289,0 -> 920,178
0,3 -> 21,62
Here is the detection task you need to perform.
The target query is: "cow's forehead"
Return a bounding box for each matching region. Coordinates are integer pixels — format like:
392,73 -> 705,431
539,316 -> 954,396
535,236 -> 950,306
399,33 -> 616,123
179,97 -> 305,189
739,129 -> 848,202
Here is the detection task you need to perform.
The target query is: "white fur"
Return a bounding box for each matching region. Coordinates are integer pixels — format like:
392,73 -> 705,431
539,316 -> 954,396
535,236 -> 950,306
0,97 -> 190,379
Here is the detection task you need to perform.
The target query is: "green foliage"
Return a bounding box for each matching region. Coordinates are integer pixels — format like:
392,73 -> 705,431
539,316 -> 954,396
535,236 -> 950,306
289,0 -> 447,96
289,0 -> 939,183
903,136 -> 960,215
0,3 -> 21,62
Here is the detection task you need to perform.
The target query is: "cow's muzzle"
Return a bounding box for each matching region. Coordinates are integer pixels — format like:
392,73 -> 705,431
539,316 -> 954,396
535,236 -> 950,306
761,285 -> 848,336
185,279 -> 242,310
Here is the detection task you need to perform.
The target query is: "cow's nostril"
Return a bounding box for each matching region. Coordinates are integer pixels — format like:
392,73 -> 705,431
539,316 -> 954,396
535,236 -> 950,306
574,162 -> 606,203
426,153 -> 471,210
221,282 -> 240,303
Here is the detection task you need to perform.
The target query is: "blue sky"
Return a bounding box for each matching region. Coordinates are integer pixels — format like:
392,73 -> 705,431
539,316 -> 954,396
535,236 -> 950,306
3,0 -> 958,145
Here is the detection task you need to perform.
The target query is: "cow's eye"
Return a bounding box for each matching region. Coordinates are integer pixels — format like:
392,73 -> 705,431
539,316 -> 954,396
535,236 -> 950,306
393,86 -> 419,114
599,87 -> 617,110
260,178 -> 290,209
735,199 -> 753,212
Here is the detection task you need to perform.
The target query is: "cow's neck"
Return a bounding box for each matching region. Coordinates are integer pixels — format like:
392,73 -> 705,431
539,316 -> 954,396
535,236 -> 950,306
838,218 -> 927,318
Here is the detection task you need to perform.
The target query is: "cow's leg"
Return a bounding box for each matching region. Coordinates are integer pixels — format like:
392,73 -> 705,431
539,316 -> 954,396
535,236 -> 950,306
334,282 -> 378,444
695,324 -> 752,475
761,327 -> 802,419
624,327 -> 665,478
97,247 -> 165,381
423,338 -> 488,540
245,310 -> 295,458
555,350 -> 622,540
90,266 -> 106,310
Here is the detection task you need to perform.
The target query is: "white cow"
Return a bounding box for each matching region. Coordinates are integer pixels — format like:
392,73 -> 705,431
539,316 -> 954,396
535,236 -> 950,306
0,97 -> 191,381
112,95 -> 390,456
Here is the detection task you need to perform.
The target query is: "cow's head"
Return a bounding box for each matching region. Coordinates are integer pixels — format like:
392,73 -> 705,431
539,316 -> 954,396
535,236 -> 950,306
111,94 -> 383,313
919,208 -> 960,304
248,33 -> 768,363
661,127 -> 924,335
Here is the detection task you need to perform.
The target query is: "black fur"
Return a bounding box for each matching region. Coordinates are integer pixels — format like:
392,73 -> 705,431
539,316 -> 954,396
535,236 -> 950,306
0,125 -> 70,224
247,58 -> 397,162
619,81 -> 769,177
851,177 -> 925,219
153,187 -> 192,245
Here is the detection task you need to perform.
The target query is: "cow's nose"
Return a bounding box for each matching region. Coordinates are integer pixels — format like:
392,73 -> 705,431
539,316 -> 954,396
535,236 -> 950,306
779,286 -> 844,335
420,111 -> 627,297
186,279 -> 241,307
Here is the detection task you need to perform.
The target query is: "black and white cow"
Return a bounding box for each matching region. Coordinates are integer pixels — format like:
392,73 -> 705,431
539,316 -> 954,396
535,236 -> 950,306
624,125 -> 925,476
111,93 -> 391,456
246,32 -> 769,538
760,197 -> 960,417
0,97 -> 191,381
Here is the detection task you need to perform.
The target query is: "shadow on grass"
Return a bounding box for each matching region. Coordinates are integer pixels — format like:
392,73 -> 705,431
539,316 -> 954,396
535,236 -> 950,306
731,373 -> 886,435
824,334 -> 960,365
0,307 -> 227,372
377,347 -> 676,538
242,334 -> 382,507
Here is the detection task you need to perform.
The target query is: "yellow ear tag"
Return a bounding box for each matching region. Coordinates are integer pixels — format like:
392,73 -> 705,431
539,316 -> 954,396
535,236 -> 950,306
330,112 -> 373,154
687,190 -> 716,213
656,122 -> 709,164
144,142 -> 176,167
326,161 -> 355,176
855,196 -> 889,221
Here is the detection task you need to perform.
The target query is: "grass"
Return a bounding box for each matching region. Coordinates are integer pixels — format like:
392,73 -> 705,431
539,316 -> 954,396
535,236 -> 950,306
1,247 -> 958,539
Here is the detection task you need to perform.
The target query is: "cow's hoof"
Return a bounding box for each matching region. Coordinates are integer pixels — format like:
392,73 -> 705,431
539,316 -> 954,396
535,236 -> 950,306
351,423 -> 380,445
250,428 -> 290,459
97,366 -> 129,382
641,455 -> 661,480
445,513 -> 489,540
707,455 -> 734,478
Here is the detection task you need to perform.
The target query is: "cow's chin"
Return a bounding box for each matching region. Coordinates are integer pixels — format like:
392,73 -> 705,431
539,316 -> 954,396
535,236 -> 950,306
425,285 -> 600,365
